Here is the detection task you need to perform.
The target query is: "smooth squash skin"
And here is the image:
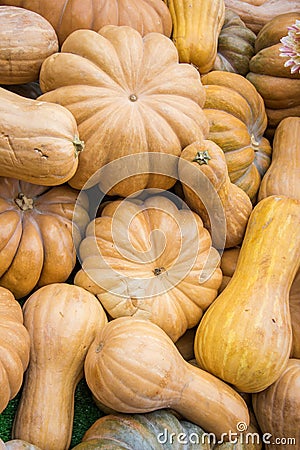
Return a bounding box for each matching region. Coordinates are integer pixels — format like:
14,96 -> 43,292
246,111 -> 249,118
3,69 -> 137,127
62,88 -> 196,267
84,317 -> 250,440
194,195 -> 300,393
258,117 -> 300,201
165,0 -> 225,74
252,359 -> 300,449
0,88 -> 83,186
12,284 -> 108,450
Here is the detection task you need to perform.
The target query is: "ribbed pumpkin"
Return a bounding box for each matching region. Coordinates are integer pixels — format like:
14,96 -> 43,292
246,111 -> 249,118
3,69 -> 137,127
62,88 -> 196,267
0,0 -> 172,45
224,0 -> 300,34
0,177 -> 89,299
84,317 -> 250,439
74,195 -> 222,342
252,359 -> 300,449
194,195 -> 300,393
38,25 -> 209,195
258,117 -> 300,201
246,13 -> 300,138
164,0 -> 225,74
201,70 -> 272,202
214,8 -> 256,76
0,287 -> 30,414
12,283 -> 108,450
179,139 -> 252,248
72,410 -> 210,449
0,88 -> 84,186
0,6 -> 58,85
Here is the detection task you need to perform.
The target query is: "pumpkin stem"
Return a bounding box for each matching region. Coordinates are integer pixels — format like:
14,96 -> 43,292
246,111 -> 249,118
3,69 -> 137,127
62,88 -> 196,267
15,193 -> 34,211
153,267 -> 166,276
72,135 -> 85,157
129,94 -> 138,102
251,134 -> 260,149
193,150 -> 211,165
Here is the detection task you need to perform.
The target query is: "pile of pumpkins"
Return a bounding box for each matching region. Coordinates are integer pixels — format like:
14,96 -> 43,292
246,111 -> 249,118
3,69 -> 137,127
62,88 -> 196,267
0,0 -> 299,449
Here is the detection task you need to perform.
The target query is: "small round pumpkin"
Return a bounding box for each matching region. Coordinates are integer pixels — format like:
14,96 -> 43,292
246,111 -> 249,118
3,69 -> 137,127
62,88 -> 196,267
0,0 -> 172,45
74,195 -> 222,342
252,359 -> 300,449
0,6 -> 58,85
201,70 -> 272,202
214,8 -> 256,76
0,177 -> 89,299
39,25 -> 209,195
0,287 -> 30,414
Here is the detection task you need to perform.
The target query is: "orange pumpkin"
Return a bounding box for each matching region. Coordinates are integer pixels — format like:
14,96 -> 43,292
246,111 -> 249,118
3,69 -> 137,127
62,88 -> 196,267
38,25 -> 209,196
74,195 -> 222,342
0,177 -> 89,299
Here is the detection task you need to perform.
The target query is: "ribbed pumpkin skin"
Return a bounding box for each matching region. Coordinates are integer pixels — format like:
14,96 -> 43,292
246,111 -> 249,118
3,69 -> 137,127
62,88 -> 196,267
0,287 -> 30,414
12,284 -> 108,450
247,13 -> 300,138
258,117 -> 300,201
75,195 -> 222,342
72,410 -> 210,449
179,139 -> 252,248
84,317 -> 249,439
39,25 -> 209,195
0,0 -> 172,45
224,0 -> 300,34
252,359 -> 300,449
214,8 -> 256,76
0,88 -> 83,186
201,71 -> 272,202
0,178 -> 89,299
165,0 -> 225,74
4,441 -> 42,449
0,6 -> 58,85
194,195 -> 300,393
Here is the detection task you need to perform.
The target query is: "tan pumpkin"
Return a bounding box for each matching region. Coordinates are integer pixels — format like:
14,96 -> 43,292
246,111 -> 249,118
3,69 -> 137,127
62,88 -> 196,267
12,283 -> 108,450
164,0 -> 225,74
38,25 -> 209,195
224,0 -> 300,34
0,0 -> 172,45
179,139 -> 252,248
252,359 -> 300,449
201,71 -> 272,202
84,316 -> 250,439
258,117 -> 300,201
74,195 -> 222,342
0,88 -> 84,186
3,441 -> 42,450
194,195 -> 300,393
214,8 -> 256,76
0,177 -> 89,299
246,13 -> 300,138
0,6 -> 58,85
0,287 -> 30,414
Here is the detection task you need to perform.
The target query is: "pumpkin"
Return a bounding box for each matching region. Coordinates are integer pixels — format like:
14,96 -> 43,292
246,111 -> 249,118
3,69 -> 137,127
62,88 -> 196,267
179,139 -> 252,248
224,0 -> 300,34
218,246 -> 240,292
38,25 -> 209,196
0,287 -> 30,414
194,195 -> 300,393
3,441 -> 42,450
290,270 -> 300,359
72,409 -> 211,449
0,88 -> 84,186
0,6 -> 58,85
1,82 -> 42,99
0,0 -> 172,45
175,327 -> 196,361
0,177 -> 89,299
214,8 -> 256,76
74,195 -> 222,342
252,359 -> 300,449
164,0 -> 225,74
12,283 -> 108,450
84,316 -> 250,439
201,71 -> 272,202
246,13 -> 300,138
258,117 -> 300,201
